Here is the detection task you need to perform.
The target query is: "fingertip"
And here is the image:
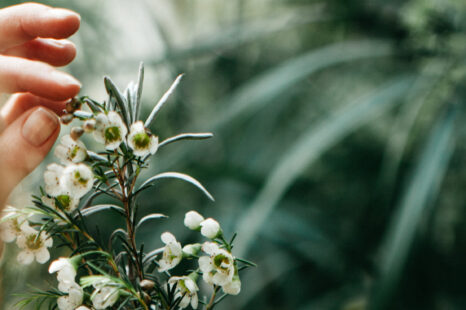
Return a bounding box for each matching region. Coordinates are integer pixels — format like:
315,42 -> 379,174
48,8 -> 81,38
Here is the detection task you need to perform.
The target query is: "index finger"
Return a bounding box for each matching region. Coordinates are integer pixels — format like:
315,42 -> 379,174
0,3 -> 80,51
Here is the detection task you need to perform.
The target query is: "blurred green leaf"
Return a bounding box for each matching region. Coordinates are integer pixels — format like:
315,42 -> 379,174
235,75 -> 415,257
369,105 -> 458,310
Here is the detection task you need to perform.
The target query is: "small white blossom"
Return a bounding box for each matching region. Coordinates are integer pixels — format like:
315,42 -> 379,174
44,163 -> 65,197
91,285 -> 120,310
200,218 -> 221,239
183,243 -> 201,256
57,282 -> 84,310
49,258 -> 77,291
16,226 -> 53,264
61,164 -> 94,198
127,121 -> 158,157
1,206 -> 29,243
93,112 -> 127,150
184,211 -> 204,230
75,307 -> 91,310
42,194 -> 79,213
168,276 -> 199,309
198,242 -> 235,287
54,134 -> 87,164
157,232 -> 182,272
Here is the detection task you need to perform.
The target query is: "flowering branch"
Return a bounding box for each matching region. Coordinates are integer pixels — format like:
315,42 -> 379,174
1,63 -> 254,310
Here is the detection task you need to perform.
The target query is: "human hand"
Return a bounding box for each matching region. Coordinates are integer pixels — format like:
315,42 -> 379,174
0,3 -> 81,208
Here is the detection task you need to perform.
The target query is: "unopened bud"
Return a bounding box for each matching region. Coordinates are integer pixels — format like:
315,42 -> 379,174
65,98 -> 82,113
140,279 -> 155,291
70,127 -> 84,140
60,114 -> 74,124
83,119 -> 96,132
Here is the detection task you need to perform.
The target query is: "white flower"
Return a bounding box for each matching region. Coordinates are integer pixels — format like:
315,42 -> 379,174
157,232 -> 183,272
184,211 -> 204,230
49,258 -> 77,291
54,134 -> 87,164
93,112 -> 127,150
16,226 -> 53,264
44,163 -> 65,197
222,274 -> 241,295
198,242 -> 235,286
42,194 -> 79,213
183,243 -> 201,256
91,285 -> 120,310
200,218 -> 221,239
168,276 -> 199,309
127,121 -> 158,157
57,282 -> 84,310
1,206 -> 29,243
75,307 -> 91,310
61,164 -> 94,198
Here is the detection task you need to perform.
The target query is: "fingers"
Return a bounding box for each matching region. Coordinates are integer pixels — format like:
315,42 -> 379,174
1,93 -> 67,125
0,3 -> 80,51
0,55 -> 81,100
2,38 -> 76,67
0,106 -> 60,206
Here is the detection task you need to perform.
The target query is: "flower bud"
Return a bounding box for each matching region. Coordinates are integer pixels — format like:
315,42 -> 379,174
60,113 -> 74,124
66,98 -> 82,113
140,279 -> 155,291
83,119 -> 96,132
200,218 -> 221,239
184,211 -> 204,230
70,127 -> 84,141
183,243 -> 201,256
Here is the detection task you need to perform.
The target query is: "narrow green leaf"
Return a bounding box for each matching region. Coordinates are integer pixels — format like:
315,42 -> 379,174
234,76 -> 414,257
369,106 -> 458,310
144,74 -> 184,129
158,133 -> 213,148
104,76 -> 130,126
80,204 -> 126,217
134,62 -> 145,121
135,213 -> 168,232
135,172 -> 214,201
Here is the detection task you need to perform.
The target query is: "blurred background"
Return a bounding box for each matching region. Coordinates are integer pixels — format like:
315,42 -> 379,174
1,0 -> 465,309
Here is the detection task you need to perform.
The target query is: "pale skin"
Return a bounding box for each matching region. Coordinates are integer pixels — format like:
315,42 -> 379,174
0,2 -> 81,209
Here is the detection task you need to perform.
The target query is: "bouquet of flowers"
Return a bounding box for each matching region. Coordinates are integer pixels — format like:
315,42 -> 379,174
1,63 -> 254,310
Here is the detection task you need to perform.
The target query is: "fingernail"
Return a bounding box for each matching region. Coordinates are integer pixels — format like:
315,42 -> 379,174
50,8 -> 80,20
51,71 -> 81,87
22,108 -> 58,146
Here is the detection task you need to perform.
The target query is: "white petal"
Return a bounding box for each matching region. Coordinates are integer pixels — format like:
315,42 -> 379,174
191,293 -> 199,309
161,232 -> 176,244
49,258 -> 70,273
198,256 -> 211,273
17,250 -> 34,265
201,242 -> 219,255
35,247 -> 50,264
149,135 -> 159,155
222,279 -> 241,295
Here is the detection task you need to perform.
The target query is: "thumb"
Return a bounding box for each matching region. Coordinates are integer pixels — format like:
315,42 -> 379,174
0,106 -> 60,207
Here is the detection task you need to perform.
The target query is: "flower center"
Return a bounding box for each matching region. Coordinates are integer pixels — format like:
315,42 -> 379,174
74,171 -> 88,186
105,126 -> 121,143
69,145 -> 80,159
133,132 -> 150,149
56,195 -> 71,211
214,254 -> 230,268
26,234 -> 43,250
